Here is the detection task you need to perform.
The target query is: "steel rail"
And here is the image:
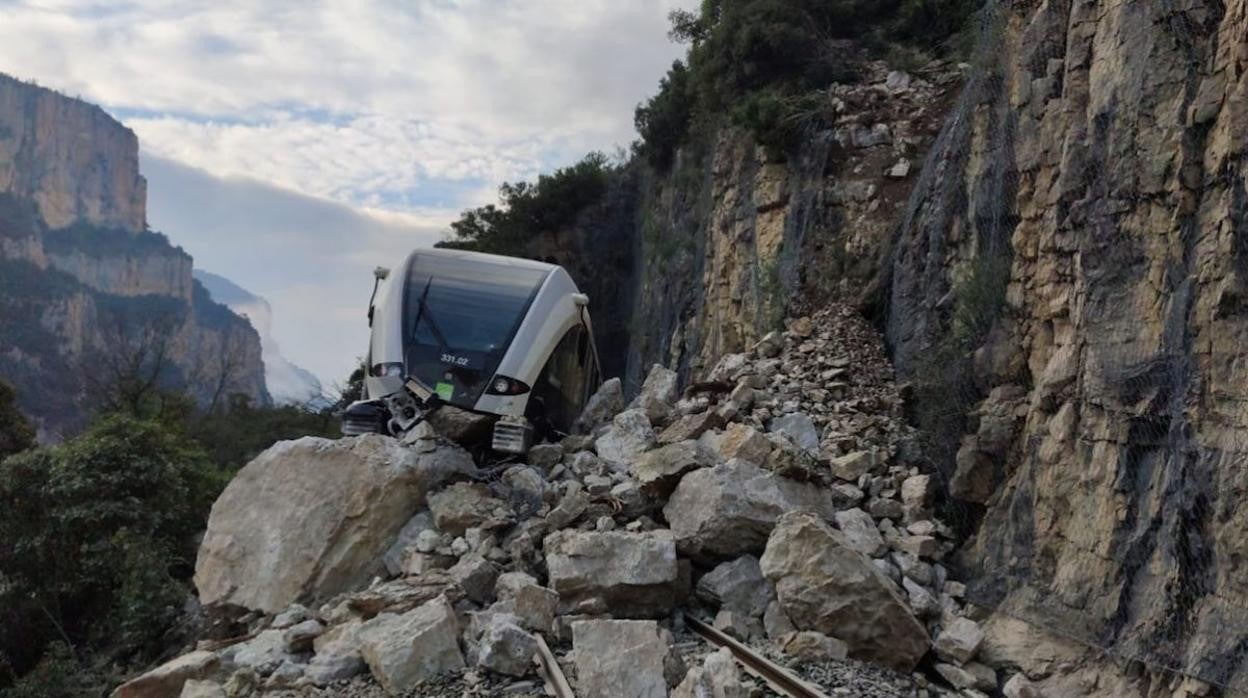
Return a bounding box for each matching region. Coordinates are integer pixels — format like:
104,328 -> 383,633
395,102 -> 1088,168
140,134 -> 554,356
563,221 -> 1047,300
534,633 -> 576,698
686,616 -> 832,698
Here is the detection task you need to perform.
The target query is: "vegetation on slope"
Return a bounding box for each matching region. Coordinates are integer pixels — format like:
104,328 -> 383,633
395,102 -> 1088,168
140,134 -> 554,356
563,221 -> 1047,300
637,0 -> 982,167
436,152 -> 615,254
0,373 -> 345,695
441,0 -> 982,256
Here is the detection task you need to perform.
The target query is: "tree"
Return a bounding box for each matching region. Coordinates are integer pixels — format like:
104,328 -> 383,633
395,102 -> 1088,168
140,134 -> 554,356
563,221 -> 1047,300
438,153 -> 612,254
0,379 -> 35,459
333,361 -> 366,411
0,415 -> 219,680
634,61 -> 694,170
83,297 -> 186,419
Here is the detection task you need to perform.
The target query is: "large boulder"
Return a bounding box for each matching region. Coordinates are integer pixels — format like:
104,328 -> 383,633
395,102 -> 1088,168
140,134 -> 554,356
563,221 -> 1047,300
760,512 -> 929,671
476,615 -> 538,677
426,404 -> 494,444
358,596 -> 465,692
544,529 -> 687,617
195,435 -> 474,613
834,508 -> 887,558
594,409 -> 655,468
695,555 -> 774,618
572,620 -> 671,698
111,651 -> 219,698
628,364 -> 679,426
663,459 -> 838,560
934,617 -> 985,665
305,620 -> 367,686
700,423 -> 772,465
671,648 -> 747,698
658,411 -> 725,445
574,378 -> 625,434
428,482 -> 514,536
631,440 -> 712,496
768,412 -> 819,454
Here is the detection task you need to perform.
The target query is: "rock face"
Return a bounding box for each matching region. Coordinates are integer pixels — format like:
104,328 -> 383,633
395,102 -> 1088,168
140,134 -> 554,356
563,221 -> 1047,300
885,0 -> 1248,689
194,436 -> 474,612
760,511 -> 929,671
0,75 -> 268,437
0,74 -> 145,231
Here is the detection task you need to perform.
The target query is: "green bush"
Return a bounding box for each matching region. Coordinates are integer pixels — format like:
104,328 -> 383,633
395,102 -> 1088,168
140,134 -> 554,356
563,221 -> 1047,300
730,88 -> 802,156
2,643 -> 112,698
0,415 -> 220,680
188,394 -> 340,470
438,153 -> 613,254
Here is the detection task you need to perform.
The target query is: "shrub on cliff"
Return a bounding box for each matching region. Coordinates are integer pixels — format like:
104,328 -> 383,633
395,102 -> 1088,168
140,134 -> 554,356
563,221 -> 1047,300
636,0 -> 982,165
0,414 -> 220,685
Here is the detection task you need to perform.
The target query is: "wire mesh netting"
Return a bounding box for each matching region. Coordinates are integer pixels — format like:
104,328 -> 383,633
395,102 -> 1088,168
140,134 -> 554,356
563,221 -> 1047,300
880,0 -> 1248,693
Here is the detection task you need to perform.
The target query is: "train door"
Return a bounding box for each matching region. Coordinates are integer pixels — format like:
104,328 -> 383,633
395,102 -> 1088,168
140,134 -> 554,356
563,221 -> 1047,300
529,324 -> 596,438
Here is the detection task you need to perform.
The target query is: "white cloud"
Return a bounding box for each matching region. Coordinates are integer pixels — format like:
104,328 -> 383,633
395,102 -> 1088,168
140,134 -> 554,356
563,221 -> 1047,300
141,154 -> 447,384
0,0 -> 694,212
0,0 -> 697,386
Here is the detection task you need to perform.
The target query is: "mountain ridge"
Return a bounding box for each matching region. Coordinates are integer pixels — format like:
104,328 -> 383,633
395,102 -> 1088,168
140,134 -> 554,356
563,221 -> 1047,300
194,269 -> 324,406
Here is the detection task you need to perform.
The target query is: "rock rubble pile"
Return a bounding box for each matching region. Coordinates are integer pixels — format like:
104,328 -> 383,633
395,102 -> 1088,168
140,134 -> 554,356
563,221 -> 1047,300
114,304 -> 1036,698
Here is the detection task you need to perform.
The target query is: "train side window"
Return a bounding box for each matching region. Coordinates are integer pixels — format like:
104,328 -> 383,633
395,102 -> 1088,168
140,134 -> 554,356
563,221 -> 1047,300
530,326 -> 587,435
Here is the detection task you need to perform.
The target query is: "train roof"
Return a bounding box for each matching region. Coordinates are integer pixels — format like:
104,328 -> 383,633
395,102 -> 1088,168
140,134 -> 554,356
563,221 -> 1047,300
405,247 -> 560,274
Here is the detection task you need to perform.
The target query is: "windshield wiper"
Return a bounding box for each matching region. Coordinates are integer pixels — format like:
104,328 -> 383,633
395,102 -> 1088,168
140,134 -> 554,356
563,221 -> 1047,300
412,275 -> 455,358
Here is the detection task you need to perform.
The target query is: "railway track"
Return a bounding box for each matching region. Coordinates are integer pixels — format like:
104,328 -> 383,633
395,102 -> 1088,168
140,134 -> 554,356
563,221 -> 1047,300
534,633 -> 576,698
532,617 -> 832,698
686,616 -> 834,698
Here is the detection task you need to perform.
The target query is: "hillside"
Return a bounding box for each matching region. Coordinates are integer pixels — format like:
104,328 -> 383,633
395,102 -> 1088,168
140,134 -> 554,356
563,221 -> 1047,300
430,0 -> 1248,694
0,75 -> 269,437
2,1 -> 1246,697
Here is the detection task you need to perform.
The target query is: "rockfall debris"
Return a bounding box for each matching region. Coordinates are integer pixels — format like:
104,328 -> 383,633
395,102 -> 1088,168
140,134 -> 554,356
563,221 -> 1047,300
115,304 -> 1034,698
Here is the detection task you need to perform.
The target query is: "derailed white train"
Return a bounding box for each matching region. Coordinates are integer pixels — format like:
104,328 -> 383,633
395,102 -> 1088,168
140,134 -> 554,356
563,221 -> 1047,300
342,248 -> 602,454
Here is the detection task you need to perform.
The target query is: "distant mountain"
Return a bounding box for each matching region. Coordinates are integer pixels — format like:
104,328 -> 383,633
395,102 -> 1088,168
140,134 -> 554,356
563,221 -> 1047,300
194,270 -> 324,406
0,74 -> 268,438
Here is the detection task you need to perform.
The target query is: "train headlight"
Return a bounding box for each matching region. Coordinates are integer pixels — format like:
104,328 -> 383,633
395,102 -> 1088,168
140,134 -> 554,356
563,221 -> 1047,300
370,362 -> 404,378
486,375 -> 531,396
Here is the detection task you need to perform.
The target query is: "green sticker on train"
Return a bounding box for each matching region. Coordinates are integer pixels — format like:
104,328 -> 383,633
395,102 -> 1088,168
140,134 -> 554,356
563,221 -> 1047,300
435,382 -> 454,401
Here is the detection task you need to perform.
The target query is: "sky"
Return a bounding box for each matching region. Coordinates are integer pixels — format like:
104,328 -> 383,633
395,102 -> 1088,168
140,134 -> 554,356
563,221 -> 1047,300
0,0 -> 692,387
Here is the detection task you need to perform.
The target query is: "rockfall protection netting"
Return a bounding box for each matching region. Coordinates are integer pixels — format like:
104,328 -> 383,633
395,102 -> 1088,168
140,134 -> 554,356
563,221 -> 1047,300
883,0 -> 1248,694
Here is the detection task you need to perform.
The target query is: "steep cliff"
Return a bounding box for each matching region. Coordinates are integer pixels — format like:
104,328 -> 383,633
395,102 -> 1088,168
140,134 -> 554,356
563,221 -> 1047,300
0,76 -> 268,437
623,59 -> 963,389
522,3 -> 1248,692
0,74 -> 146,232
886,0 -> 1248,692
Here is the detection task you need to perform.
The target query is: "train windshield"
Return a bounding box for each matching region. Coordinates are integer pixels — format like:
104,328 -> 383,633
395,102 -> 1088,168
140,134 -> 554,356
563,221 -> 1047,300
403,255 -> 549,407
